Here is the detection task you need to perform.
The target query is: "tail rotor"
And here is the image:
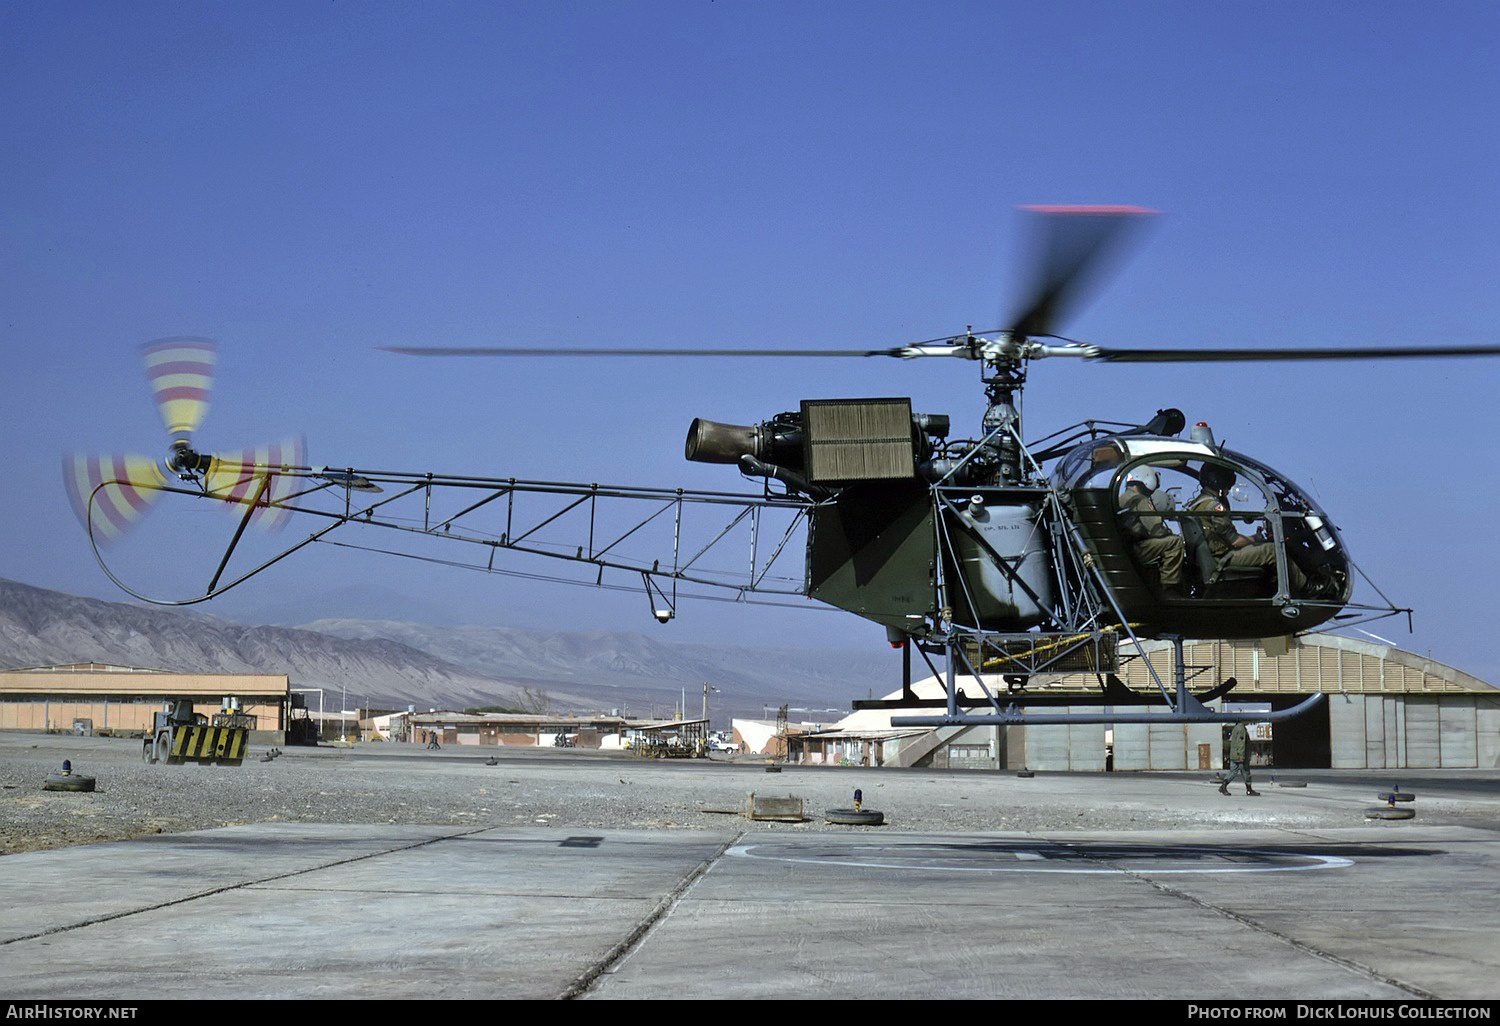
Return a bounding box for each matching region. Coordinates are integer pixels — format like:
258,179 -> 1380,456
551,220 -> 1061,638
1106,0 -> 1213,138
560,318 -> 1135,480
65,338 -> 306,547
61,452 -> 168,545
141,336 -> 215,447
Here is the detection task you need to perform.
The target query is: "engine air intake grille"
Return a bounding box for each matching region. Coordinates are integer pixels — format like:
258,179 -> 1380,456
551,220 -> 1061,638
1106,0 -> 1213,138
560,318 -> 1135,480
802,398 -> 915,482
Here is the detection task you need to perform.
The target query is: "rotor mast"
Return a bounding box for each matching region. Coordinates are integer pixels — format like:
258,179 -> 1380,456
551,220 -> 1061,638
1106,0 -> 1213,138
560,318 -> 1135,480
900,205 -> 1156,486
893,328 -> 1097,485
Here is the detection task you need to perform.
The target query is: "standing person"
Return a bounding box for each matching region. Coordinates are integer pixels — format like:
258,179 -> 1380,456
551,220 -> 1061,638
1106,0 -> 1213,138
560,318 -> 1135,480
1219,721 -> 1260,796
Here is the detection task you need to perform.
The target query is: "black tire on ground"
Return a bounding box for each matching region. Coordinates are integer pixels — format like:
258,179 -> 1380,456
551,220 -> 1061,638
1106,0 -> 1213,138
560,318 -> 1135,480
1365,805 -> 1415,820
1276,781 -> 1307,788
1378,792 -> 1416,802
42,773 -> 96,793
142,740 -> 155,764
824,808 -> 884,826
1016,770 -> 1034,778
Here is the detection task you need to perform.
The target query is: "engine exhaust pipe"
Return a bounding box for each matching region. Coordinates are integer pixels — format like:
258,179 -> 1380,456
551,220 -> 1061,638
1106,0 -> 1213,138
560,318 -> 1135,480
685,418 -> 761,464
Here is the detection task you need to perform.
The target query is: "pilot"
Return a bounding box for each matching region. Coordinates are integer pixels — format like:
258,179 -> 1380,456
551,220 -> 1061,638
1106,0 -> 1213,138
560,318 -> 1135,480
1118,467 -> 1185,597
1187,464 -> 1309,594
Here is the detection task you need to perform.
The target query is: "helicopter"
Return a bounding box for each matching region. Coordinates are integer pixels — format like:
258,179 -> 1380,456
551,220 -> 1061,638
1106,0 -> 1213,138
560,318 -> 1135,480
64,207 -> 1500,729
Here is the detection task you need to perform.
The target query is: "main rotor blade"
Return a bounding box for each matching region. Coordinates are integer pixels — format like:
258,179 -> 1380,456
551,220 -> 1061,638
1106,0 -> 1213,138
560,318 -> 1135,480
1007,205 -> 1155,340
379,346 -> 897,358
1087,343 -> 1500,363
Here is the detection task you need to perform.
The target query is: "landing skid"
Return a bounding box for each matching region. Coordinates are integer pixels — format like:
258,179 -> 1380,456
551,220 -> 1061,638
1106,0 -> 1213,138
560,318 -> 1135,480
883,632 -> 1324,727
854,670 -> 1239,710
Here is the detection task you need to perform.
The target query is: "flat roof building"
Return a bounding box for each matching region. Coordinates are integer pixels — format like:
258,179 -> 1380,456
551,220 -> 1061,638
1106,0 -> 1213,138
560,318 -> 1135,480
0,663 -> 291,741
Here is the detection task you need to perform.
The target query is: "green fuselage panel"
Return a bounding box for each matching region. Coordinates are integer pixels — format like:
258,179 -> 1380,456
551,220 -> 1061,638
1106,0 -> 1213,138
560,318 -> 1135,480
807,481 -> 936,631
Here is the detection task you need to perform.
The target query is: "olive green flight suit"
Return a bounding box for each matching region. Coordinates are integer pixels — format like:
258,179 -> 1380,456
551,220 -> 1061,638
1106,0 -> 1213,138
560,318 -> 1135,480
1221,721 -> 1257,794
1119,486 -> 1184,589
1186,490 -> 1307,593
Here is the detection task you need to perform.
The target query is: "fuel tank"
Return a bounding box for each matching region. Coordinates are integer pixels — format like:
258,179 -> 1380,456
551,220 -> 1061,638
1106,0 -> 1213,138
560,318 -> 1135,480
940,489 -> 1055,631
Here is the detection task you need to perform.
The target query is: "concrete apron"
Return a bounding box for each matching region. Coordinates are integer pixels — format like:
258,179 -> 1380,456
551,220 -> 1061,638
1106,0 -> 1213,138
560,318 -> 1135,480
2,822 -> 1497,1000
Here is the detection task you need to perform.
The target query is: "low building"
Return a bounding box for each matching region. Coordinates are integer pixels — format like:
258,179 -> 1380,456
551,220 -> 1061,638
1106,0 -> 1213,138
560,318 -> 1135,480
790,727 -> 928,767
731,717 -> 831,757
399,711 -> 630,748
0,663 -> 291,742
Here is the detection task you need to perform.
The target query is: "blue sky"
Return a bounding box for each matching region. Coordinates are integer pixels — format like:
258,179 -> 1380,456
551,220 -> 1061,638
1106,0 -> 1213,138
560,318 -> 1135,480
2,2 -> 1498,681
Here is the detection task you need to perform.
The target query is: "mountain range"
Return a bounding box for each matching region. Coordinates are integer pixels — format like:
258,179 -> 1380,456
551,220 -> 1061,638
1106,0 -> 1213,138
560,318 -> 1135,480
0,578 -> 894,723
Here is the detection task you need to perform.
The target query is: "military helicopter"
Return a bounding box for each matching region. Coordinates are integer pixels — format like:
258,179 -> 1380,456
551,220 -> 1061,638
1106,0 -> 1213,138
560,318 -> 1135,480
65,207 -> 1500,728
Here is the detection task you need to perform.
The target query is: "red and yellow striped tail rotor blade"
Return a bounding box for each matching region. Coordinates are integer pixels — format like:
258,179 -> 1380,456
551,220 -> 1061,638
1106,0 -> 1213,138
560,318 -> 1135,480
203,436 -> 307,530
141,337 -> 216,441
62,453 -> 168,545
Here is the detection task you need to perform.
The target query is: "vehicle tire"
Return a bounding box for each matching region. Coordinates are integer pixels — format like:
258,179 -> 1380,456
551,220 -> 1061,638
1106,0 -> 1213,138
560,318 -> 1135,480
43,773 -> 96,793
1277,781 -> 1306,788
142,740 -> 155,764
1378,791 -> 1415,802
824,808 -> 884,826
1365,805 -> 1414,820
1016,770 -> 1034,778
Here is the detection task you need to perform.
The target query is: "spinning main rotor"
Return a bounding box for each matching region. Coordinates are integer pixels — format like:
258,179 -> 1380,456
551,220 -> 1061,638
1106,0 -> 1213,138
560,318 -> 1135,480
380,204 -> 1500,482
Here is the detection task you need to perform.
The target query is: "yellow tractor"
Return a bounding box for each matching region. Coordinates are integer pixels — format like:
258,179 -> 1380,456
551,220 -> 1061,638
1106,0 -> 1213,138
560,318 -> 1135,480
143,698 -> 250,766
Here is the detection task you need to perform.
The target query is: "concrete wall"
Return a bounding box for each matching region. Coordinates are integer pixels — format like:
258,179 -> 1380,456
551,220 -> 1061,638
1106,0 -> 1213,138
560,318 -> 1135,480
894,692 -> 1500,773
1026,711 -> 1107,771
1481,698 -> 1500,769
1112,714 -> 1221,771
946,725 -> 1006,770
1330,693 -> 1497,769
918,694 -> 1496,772
1028,713 -> 1229,772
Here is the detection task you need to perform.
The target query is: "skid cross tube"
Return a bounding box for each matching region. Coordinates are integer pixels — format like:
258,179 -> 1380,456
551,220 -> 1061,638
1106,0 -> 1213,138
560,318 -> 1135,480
892,692 -> 1325,726
892,631 -> 1326,727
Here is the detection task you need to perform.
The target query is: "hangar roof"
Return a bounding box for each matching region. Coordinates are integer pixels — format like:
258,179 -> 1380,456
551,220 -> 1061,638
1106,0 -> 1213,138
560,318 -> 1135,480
1113,635 -> 1495,697
834,634 -> 1495,732
0,663 -> 289,697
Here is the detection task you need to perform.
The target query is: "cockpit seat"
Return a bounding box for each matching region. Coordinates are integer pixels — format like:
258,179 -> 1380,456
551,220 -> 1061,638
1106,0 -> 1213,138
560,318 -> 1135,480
1179,515 -> 1266,593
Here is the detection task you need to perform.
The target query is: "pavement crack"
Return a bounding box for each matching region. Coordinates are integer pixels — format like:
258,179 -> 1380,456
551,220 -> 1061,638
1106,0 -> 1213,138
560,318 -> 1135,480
559,830 -> 743,999
1123,869 -> 1439,1000
0,826 -> 488,947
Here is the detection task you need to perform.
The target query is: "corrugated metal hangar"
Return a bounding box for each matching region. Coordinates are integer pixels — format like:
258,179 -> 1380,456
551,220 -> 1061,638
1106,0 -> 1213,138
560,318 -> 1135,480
805,635 -> 1500,772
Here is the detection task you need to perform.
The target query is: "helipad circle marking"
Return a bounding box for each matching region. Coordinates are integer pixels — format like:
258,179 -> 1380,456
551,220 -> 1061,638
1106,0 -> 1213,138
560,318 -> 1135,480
726,842 -> 1353,874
